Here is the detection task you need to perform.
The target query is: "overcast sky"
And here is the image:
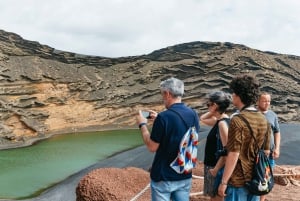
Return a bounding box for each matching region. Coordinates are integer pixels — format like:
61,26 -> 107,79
0,0 -> 299,57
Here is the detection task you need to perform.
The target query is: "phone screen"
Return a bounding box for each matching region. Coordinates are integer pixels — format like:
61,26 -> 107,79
141,111 -> 150,119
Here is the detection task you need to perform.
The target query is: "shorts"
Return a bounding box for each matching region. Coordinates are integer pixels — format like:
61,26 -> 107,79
225,185 -> 259,201
203,165 -> 216,197
269,153 -> 275,169
151,178 -> 192,201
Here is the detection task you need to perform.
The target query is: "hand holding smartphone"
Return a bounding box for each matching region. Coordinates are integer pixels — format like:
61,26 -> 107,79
141,111 -> 151,119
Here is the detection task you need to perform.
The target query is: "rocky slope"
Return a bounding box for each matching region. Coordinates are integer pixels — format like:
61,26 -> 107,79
0,29 -> 300,147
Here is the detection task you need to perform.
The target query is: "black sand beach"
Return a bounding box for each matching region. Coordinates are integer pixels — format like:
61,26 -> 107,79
0,123 -> 299,201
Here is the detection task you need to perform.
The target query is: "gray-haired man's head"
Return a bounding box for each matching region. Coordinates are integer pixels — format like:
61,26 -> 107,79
160,77 -> 184,98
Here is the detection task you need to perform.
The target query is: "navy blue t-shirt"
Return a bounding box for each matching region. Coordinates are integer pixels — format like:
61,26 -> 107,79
150,103 -> 200,182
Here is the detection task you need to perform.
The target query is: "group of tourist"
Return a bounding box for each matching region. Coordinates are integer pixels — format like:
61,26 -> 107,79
136,75 -> 281,201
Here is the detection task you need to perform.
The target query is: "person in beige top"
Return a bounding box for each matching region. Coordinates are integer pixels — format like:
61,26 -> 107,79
218,75 -> 271,201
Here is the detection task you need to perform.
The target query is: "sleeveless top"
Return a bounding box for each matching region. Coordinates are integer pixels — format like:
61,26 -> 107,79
204,118 -> 230,167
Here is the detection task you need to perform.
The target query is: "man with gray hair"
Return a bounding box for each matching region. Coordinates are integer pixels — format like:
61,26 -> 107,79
136,77 -> 200,201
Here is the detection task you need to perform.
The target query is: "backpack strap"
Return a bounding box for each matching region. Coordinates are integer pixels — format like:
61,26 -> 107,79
216,118 -> 230,149
236,114 -> 269,151
235,114 -> 270,183
169,108 -> 199,174
168,108 -> 196,129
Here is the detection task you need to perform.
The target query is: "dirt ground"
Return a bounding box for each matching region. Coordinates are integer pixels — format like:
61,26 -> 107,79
76,161 -> 300,201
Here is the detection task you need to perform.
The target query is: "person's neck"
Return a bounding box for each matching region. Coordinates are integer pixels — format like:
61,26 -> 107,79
215,112 -> 228,120
236,103 -> 245,111
166,99 -> 181,109
257,107 -> 268,113
238,104 -> 256,111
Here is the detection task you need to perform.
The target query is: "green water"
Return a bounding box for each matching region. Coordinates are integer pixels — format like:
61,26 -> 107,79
0,129 -> 143,199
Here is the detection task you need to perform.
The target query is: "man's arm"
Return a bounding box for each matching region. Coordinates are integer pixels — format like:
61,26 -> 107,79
139,124 -> 159,152
273,131 -> 281,158
218,151 -> 239,197
136,110 -> 160,152
273,113 -> 281,158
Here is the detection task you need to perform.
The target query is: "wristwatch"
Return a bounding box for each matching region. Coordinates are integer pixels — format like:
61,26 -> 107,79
139,122 -> 147,129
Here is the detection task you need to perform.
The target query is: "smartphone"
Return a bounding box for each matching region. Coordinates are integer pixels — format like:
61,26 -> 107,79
141,111 -> 151,119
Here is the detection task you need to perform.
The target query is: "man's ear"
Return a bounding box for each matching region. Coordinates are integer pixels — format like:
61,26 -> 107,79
165,91 -> 172,99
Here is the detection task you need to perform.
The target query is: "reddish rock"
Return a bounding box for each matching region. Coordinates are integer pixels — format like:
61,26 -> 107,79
76,167 -> 150,201
76,162 -> 300,201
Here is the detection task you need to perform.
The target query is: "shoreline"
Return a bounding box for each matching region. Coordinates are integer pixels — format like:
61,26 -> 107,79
0,125 -> 137,150
0,123 -> 299,201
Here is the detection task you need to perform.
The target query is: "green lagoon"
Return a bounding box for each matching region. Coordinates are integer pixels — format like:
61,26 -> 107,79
0,129 -> 143,199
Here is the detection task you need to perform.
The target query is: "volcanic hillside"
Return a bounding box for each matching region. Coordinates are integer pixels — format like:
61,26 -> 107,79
0,29 -> 299,147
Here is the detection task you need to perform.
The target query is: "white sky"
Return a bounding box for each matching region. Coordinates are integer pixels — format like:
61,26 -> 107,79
0,0 -> 299,57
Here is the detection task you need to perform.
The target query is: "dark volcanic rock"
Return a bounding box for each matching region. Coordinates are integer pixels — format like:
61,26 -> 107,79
0,29 -> 300,146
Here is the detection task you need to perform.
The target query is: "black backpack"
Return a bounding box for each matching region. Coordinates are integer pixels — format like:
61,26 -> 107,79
237,115 -> 274,196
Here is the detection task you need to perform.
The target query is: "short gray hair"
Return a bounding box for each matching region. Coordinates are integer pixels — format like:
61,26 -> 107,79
160,77 -> 184,97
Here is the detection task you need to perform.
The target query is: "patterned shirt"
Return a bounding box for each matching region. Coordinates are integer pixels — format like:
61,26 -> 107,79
227,110 -> 271,187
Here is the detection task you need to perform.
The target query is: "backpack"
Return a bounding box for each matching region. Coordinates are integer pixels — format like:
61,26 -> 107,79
168,109 -> 199,174
237,115 -> 274,195
215,118 -> 230,160
213,118 -> 230,194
